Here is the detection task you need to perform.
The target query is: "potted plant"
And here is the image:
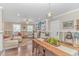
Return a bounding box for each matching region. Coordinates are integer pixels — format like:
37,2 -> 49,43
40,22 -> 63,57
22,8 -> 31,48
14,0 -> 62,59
47,37 -> 60,46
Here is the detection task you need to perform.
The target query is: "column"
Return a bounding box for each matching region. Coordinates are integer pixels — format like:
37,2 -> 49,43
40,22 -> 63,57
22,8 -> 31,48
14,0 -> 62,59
0,7 -> 3,51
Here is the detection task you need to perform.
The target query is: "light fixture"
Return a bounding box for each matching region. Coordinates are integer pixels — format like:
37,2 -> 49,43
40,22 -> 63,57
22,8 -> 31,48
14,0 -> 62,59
24,18 -> 33,24
47,3 -> 52,17
28,19 -> 32,22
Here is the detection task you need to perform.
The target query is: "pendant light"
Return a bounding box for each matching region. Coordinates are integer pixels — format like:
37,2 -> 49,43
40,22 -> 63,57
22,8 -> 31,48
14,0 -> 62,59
47,2 -> 52,17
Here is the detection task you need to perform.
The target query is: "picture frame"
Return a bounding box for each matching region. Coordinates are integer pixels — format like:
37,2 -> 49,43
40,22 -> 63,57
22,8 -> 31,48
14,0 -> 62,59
64,32 -> 74,44
63,20 -> 74,29
74,32 -> 79,39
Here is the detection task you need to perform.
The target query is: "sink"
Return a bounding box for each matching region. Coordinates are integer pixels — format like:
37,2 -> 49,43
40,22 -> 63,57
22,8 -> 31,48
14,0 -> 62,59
56,45 -> 79,56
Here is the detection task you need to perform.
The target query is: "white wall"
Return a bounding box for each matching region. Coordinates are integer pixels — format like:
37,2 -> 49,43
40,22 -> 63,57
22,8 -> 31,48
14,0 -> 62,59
50,20 -> 61,38
0,7 -> 3,51
49,8 -> 79,38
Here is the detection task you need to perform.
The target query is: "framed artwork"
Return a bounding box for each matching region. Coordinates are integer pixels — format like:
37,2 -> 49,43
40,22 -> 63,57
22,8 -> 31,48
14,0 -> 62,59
73,32 -> 79,47
74,32 -> 79,39
73,32 -> 79,46
63,20 -> 74,29
64,32 -> 74,44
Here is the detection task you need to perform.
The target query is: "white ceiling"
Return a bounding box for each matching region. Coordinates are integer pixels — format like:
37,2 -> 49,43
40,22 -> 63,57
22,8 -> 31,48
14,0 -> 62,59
0,3 -> 79,22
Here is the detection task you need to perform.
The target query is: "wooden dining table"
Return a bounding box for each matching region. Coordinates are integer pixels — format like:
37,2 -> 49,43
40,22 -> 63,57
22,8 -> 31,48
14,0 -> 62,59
32,39 -> 70,56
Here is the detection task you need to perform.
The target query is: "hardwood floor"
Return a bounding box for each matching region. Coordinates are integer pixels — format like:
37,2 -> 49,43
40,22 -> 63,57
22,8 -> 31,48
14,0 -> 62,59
1,38 -> 54,56
3,39 -> 32,56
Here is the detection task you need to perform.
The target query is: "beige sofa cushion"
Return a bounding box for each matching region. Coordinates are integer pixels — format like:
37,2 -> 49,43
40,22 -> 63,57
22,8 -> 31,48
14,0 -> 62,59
4,40 -> 18,49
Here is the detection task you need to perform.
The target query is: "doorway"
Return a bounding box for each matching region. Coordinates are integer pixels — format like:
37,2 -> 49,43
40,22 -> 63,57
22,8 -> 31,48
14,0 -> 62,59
27,25 -> 34,38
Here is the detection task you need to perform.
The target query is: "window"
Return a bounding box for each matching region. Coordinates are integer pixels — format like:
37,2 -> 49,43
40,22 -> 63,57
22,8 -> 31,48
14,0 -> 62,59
13,24 -> 21,34
27,25 -> 33,32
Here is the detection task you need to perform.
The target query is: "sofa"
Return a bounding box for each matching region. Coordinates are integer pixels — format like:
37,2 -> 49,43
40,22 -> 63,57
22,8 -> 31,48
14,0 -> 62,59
4,40 -> 19,49
3,35 -> 19,50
